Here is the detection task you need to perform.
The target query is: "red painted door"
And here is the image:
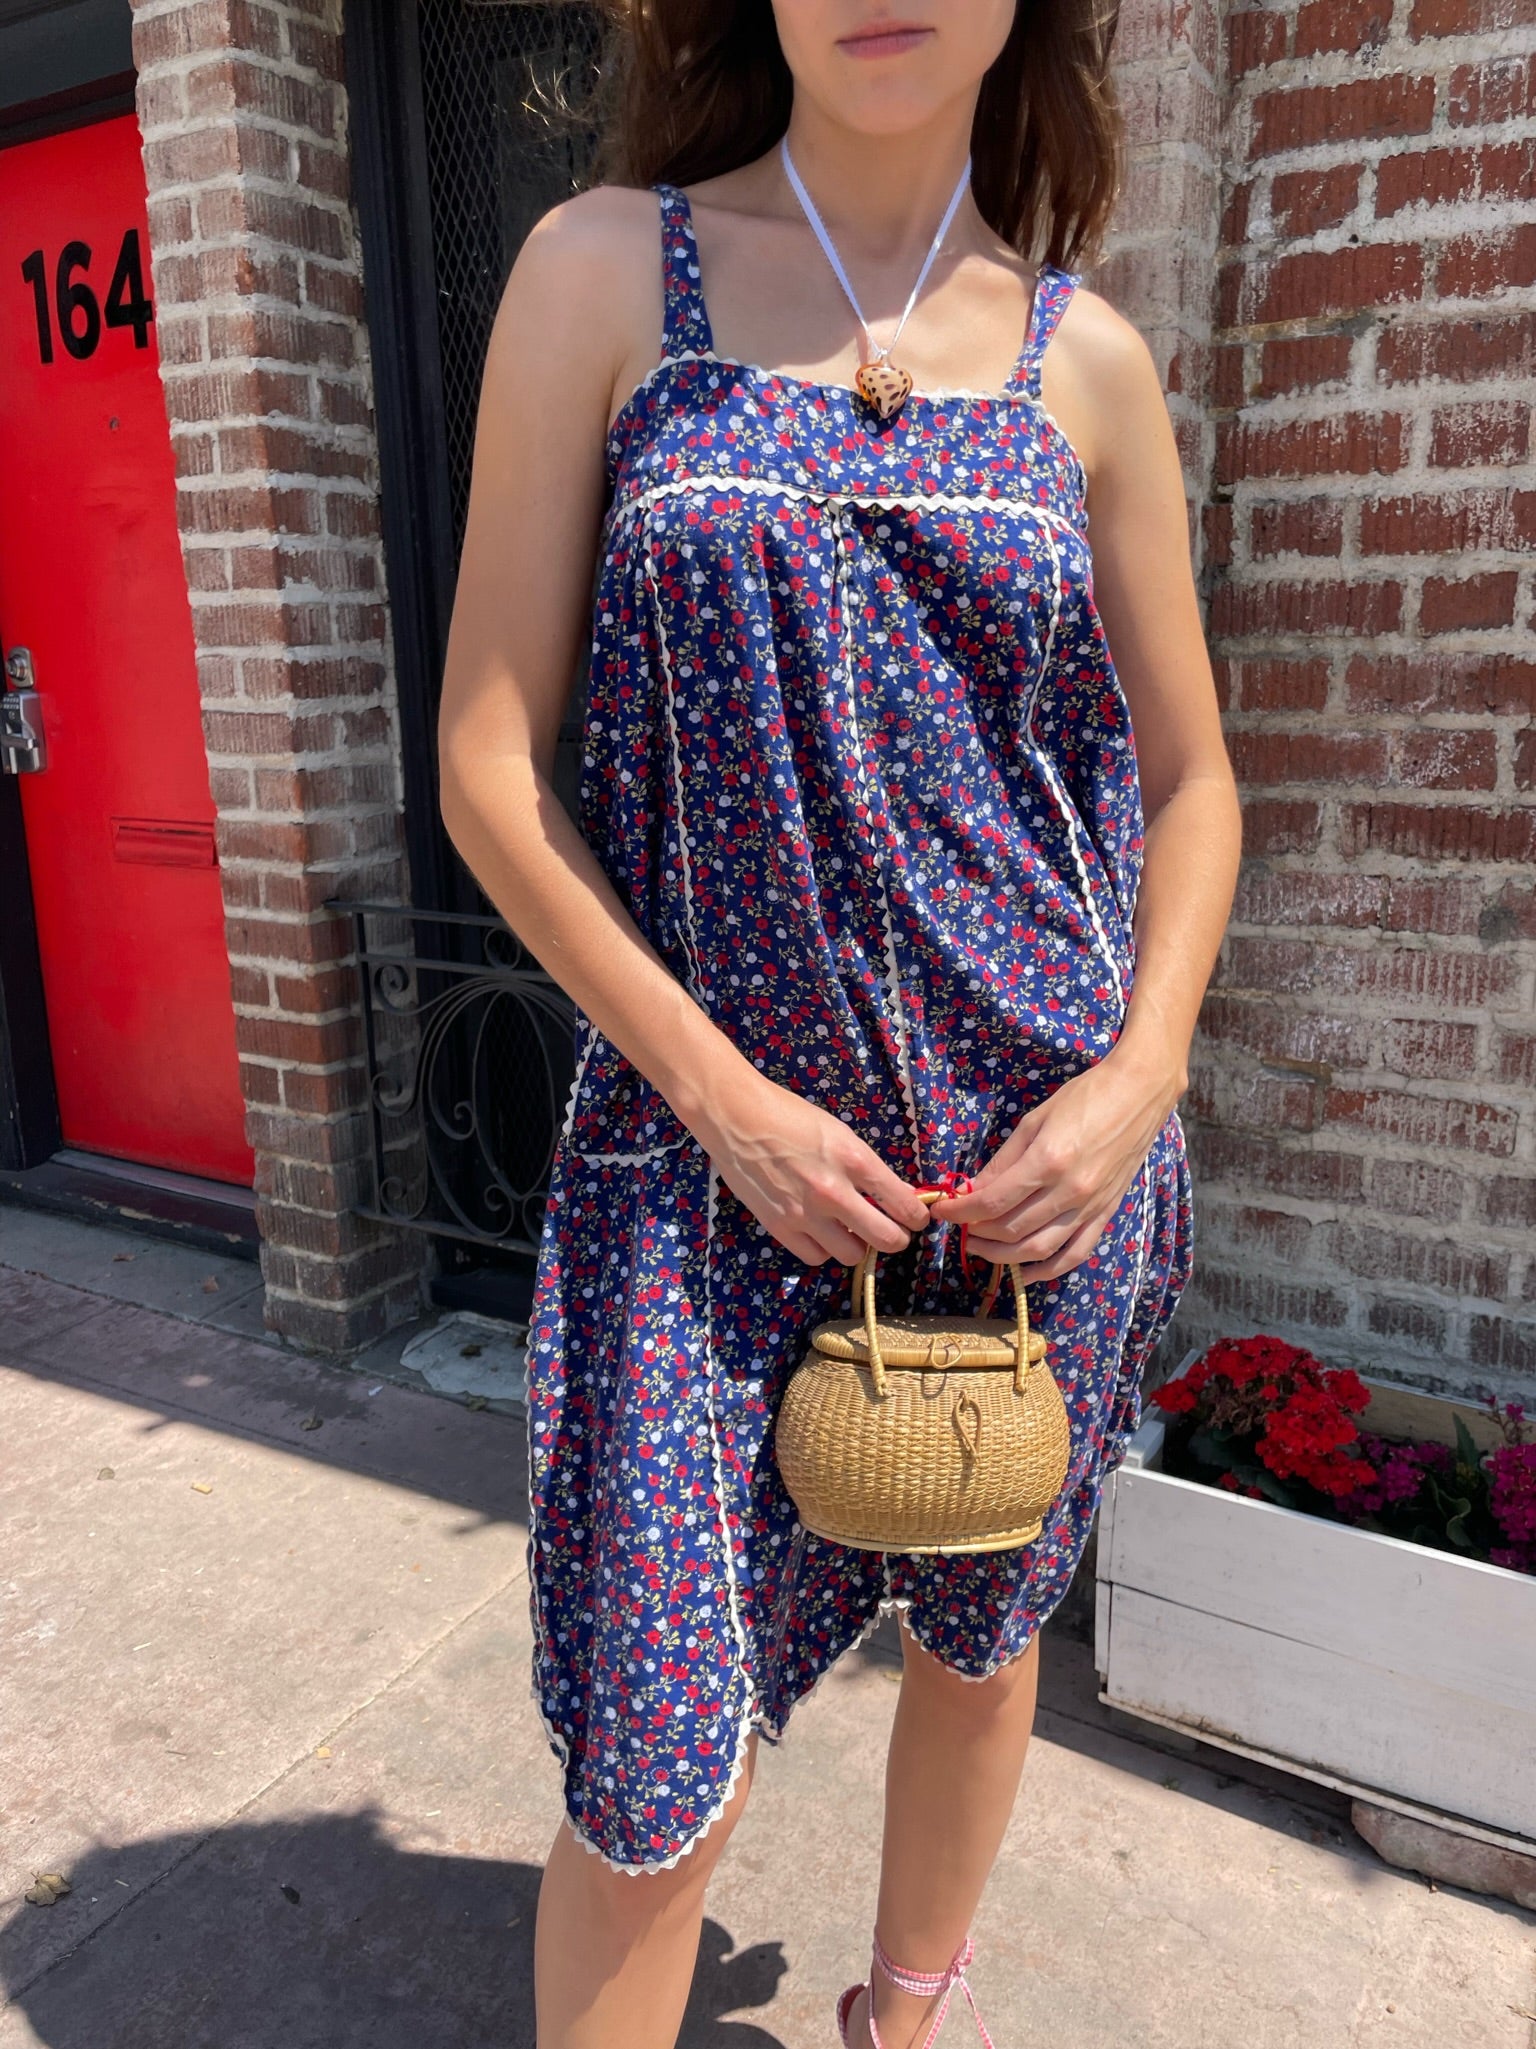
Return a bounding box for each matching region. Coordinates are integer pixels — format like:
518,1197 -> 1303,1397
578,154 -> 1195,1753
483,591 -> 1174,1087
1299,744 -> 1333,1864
0,114 -> 252,1184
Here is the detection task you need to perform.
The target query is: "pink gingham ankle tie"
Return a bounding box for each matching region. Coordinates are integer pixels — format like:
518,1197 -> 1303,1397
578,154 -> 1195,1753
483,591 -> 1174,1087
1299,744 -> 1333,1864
842,1929 -> 996,2049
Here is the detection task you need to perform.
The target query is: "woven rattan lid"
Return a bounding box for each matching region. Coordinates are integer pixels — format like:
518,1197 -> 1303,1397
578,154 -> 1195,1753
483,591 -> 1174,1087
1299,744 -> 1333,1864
811,1313 -> 1048,1370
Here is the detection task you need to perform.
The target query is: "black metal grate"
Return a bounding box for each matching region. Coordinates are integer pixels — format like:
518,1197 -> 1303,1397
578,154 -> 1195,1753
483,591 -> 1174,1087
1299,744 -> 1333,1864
356,1 -> 611,1286
417,0 -> 608,551
334,902 -> 582,1255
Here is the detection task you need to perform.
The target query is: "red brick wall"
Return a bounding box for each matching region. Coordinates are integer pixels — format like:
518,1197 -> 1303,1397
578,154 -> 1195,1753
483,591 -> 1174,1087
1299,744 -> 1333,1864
1099,0 -> 1226,568
130,0 -> 426,1352
1174,0 -> 1535,1399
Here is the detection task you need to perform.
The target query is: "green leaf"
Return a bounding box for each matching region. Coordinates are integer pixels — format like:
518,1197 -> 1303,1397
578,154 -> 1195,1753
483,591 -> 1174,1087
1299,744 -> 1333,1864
1424,1474 -> 1456,1517
1453,1415 -> 1482,1473
1187,1427 -> 1233,1473
1215,1456 -> 1306,1511
1248,1467 -> 1304,1510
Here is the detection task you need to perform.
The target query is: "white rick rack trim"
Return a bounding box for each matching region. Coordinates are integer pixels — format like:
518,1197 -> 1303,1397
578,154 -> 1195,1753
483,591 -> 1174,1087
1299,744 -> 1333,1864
525,1114 -> 577,1783
604,351 -> 1090,508
557,1015 -> 598,1144
642,499 -> 709,1007
532,1153 -> 762,1882
830,500 -> 926,1184
897,1596 -> 1048,1684
757,1581 -> 911,1737
1023,518 -> 1130,1021
563,1712 -> 759,1876
565,1161 -> 768,1876
1130,1148 -> 1158,1312
701,1160 -> 758,1691
612,468 -> 1087,536
570,1582 -> 907,1871
572,1136 -> 693,1167
1102,1149 -> 1164,1459
561,1023 -> 695,1168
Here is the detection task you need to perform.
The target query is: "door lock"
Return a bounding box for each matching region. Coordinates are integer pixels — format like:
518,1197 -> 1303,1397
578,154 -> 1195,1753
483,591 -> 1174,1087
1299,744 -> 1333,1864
2,647 -> 46,774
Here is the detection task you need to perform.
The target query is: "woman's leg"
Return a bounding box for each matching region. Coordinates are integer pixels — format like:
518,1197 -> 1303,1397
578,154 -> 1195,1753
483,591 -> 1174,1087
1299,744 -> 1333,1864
845,1626 -> 1041,2048
533,1733 -> 759,2049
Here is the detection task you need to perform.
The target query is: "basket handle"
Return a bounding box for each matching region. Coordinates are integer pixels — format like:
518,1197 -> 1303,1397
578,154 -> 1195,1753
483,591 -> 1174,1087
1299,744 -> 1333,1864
850,1213 -> 1033,1398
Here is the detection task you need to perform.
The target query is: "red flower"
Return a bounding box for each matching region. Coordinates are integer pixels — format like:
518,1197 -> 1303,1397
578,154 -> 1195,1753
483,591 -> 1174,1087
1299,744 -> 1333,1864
1329,1368 -> 1371,1415
1151,1379 -> 1198,1416
1156,1334 -> 1373,1502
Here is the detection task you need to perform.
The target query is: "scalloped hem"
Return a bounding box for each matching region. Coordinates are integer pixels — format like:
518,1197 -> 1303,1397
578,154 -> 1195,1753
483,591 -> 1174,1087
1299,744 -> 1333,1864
557,1693 -> 760,1878
541,1570 -> 1054,1876
541,1581 -> 895,1877
892,1594 -> 1046,1684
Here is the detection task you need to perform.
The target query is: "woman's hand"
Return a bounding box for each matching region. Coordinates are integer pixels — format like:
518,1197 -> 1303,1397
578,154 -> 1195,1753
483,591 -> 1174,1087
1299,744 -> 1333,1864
926,1047 -> 1184,1285
692,1078 -> 933,1270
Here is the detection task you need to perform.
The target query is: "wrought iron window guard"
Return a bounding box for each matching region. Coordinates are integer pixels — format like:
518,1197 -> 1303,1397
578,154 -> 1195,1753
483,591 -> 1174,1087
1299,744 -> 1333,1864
328,899 -> 576,1255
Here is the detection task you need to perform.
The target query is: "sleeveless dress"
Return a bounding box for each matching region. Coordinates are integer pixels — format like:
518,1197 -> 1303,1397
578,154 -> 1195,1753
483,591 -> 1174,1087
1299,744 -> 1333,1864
523,185 -> 1195,1874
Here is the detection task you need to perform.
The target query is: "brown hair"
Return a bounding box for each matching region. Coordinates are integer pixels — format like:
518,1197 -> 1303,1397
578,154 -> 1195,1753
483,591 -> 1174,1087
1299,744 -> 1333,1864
592,1 -> 1125,270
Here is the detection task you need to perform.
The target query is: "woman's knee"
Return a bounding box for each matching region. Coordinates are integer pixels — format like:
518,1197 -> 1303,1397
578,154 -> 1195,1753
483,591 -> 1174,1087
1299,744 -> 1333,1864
558,1734 -> 758,1926
898,1621 -> 1040,1722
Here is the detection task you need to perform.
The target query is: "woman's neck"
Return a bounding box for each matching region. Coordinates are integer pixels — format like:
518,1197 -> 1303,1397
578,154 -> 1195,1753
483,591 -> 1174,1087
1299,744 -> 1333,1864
778,98 -> 983,264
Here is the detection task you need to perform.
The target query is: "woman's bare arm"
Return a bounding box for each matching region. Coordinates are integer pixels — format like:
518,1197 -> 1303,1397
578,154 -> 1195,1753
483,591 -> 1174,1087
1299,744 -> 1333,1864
438,191 -> 734,1127
931,296 -> 1242,1276
437,189 -> 930,1265
1080,303 -> 1243,1097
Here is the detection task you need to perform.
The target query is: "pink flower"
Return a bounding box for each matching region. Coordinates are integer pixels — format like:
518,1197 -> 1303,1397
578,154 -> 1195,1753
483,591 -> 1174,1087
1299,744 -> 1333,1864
1489,1442 -> 1536,1546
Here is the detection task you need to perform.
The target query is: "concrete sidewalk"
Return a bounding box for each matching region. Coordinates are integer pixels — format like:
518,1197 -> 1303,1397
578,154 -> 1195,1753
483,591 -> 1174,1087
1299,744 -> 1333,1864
1,1227 -> 1532,2048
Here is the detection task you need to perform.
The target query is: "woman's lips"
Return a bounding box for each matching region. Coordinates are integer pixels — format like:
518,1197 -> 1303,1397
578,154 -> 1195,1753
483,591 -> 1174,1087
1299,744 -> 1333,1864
836,24 -> 935,59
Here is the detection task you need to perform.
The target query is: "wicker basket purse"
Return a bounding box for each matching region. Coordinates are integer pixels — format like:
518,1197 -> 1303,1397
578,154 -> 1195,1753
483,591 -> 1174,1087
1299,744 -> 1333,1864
775,1189 -> 1072,1556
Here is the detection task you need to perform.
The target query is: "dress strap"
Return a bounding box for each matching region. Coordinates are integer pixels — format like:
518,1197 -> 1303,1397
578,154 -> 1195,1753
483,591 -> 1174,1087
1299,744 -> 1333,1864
653,183 -> 715,360
1007,263 -> 1080,398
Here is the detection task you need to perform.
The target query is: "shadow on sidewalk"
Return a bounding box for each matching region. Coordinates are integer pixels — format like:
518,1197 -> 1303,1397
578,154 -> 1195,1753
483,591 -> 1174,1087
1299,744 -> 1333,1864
0,1267 -> 528,1529
1,1811 -> 788,2049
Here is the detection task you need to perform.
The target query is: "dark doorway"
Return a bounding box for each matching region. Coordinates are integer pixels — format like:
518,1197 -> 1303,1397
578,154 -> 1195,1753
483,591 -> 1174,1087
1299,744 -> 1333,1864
345,1 -> 609,1314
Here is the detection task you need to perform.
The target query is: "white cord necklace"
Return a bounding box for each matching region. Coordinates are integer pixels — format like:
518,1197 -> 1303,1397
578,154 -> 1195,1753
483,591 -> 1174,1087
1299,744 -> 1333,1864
780,135 -> 972,421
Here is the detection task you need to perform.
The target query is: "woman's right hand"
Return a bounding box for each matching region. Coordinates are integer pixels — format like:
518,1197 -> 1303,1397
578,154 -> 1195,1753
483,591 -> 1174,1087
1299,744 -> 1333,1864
691,1077 -> 932,1268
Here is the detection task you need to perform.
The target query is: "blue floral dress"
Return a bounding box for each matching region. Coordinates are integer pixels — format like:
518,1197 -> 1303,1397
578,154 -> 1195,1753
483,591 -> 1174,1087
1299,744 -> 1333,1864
523,185 -> 1195,1873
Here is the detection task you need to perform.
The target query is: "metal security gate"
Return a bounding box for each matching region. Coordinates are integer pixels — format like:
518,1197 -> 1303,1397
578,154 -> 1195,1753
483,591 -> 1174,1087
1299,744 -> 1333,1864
345,0 -> 607,1307
418,0 -> 606,550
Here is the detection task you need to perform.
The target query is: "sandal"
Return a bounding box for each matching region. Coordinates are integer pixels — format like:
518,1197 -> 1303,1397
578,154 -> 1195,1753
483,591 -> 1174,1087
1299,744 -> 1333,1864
836,1929 -> 995,2048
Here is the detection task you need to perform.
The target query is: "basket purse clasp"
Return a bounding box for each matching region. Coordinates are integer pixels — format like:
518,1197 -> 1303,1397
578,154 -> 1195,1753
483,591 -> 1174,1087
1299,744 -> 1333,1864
845,1186 -> 1039,1399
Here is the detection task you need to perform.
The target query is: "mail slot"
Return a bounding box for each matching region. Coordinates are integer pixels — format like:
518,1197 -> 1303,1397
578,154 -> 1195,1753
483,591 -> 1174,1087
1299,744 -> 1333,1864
111,817 -> 219,868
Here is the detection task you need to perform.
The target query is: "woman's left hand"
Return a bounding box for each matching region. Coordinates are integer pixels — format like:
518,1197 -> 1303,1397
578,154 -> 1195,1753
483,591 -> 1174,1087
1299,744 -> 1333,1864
926,1047 -> 1184,1285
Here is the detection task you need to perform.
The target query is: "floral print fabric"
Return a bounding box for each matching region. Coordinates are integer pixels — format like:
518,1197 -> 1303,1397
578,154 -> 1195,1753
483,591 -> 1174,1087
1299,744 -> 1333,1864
523,184 -> 1195,1872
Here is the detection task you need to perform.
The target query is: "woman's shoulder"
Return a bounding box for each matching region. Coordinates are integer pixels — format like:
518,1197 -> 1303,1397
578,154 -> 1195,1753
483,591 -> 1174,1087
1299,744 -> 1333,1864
1053,276 -> 1155,379
511,182 -> 667,303
1045,275 -> 1169,480
487,184 -> 671,421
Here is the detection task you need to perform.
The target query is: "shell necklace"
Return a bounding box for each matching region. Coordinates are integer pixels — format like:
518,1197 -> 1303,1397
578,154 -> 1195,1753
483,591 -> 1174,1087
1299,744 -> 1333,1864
779,135 -> 972,421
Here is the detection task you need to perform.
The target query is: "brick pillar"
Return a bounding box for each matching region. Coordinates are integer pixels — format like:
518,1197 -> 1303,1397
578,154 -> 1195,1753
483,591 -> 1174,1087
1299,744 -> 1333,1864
1181,1 -> 1536,1400
1100,0 -> 1226,569
130,0 -> 427,1352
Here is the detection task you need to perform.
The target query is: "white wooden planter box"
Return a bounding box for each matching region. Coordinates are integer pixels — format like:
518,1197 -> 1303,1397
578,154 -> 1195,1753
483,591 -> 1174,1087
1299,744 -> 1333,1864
1095,1373 -> 1536,1853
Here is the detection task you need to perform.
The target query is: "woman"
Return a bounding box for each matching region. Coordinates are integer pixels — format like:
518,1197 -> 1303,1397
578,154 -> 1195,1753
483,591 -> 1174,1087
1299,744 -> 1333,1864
438,3 -> 1241,2042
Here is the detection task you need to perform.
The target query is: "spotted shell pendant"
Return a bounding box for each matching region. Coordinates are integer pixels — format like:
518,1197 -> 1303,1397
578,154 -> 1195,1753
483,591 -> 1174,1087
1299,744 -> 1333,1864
855,356 -> 914,421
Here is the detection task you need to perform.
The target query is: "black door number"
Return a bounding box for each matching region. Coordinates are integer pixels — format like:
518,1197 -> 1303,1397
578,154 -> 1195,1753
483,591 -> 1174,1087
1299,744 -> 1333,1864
20,229 -> 155,365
